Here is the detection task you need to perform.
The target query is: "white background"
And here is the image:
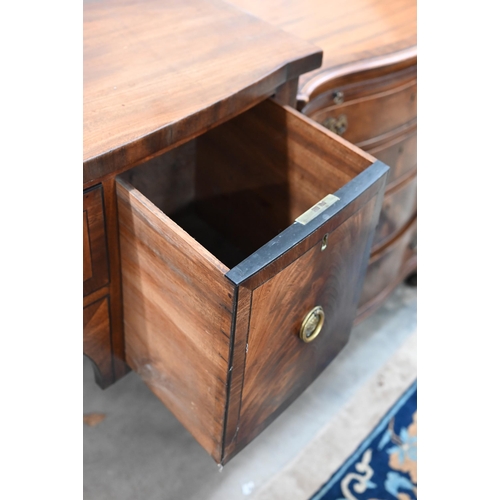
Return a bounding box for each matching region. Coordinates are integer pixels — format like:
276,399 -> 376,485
1,0 -> 498,497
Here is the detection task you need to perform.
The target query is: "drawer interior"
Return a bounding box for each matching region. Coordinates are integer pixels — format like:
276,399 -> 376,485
120,99 -> 372,269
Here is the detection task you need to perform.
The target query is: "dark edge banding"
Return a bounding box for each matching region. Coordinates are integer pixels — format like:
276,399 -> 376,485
233,289 -> 253,446
226,160 -> 389,285
219,284 -> 239,464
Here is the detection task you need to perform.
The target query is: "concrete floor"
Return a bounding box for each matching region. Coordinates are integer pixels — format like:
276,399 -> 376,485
83,283 -> 417,500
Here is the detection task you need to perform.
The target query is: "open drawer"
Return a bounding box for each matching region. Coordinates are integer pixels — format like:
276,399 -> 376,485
116,98 -> 388,464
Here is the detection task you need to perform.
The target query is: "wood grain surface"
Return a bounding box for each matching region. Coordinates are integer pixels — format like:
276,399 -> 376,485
115,97 -> 388,462
300,61 -> 418,321
84,0 -> 322,184
195,99 -> 373,262
83,0 -> 418,411
307,77 -> 417,146
116,177 -> 235,462
83,212 -> 92,282
83,186 -> 109,296
83,296 -> 113,388
228,0 -> 416,99
226,191 -> 385,461
365,123 -> 417,190
357,216 -> 417,320
222,286 -> 251,454
301,65 -> 416,117
371,170 -> 417,252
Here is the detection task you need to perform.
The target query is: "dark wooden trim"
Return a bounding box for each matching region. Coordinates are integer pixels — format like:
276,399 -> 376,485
221,285 -> 252,462
355,254 -> 417,324
358,118 -> 417,151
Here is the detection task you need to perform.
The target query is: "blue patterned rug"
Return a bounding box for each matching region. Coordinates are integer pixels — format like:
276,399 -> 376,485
310,380 -> 417,500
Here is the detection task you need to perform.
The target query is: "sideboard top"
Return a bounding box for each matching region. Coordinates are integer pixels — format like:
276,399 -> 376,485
83,0 -> 322,184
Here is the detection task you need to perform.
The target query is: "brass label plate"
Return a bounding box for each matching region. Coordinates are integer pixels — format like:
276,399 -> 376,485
295,194 -> 340,225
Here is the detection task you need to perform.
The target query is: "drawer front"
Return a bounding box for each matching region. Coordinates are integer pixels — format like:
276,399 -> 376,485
226,192 -> 381,457
83,296 -> 113,388
358,217 -> 417,313
308,80 -> 416,146
117,99 -> 388,464
366,126 -> 417,189
83,186 -> 109,296
372,172 -> 417,252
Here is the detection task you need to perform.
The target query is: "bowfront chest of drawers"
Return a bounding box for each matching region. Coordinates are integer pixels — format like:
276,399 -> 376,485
83,0 -> 416,463
229,0 -> 417,322
300,63 -> 417,320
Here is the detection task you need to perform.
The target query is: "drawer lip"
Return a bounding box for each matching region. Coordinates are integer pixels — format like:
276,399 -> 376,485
226,160 -> 389,285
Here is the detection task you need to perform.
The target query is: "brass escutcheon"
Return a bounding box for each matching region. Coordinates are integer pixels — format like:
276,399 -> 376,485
299,306 -> 325,343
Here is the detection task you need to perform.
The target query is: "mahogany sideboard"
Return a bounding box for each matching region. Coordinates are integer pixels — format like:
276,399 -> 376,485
83,0 -> 416,464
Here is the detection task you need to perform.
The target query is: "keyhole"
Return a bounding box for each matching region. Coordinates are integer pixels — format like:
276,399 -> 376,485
321,233 -> 328,251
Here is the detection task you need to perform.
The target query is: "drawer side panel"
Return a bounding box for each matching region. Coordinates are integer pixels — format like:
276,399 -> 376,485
116,179 -> 235,462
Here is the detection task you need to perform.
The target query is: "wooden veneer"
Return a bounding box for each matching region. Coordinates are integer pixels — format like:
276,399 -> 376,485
116,99 -> 388,462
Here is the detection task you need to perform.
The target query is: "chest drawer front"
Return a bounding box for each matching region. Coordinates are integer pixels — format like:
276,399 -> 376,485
117,99 -> 388,464
366,126 -> 417,189
303,66 -> 417,147
372,172 -> 417,252
311,80 -> 416,145
358,217 -> 417,314
226,193 -> 380,457
83,186 -> 109,296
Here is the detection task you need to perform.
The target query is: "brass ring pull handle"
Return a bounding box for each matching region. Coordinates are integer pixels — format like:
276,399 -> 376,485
322,114 -> 348,136
299,306 -> 325,343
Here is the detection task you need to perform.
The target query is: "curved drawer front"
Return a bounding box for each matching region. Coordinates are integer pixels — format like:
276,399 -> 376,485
306,75 -> 416,146
117,99 -> 389,464
358,217 -> 417,314
229,196 -> 380,457
372,172 -> 417,252
366,126 -> 417,189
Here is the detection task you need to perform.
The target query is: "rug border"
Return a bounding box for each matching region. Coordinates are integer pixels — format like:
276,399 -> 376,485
309,379 -> 417,500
